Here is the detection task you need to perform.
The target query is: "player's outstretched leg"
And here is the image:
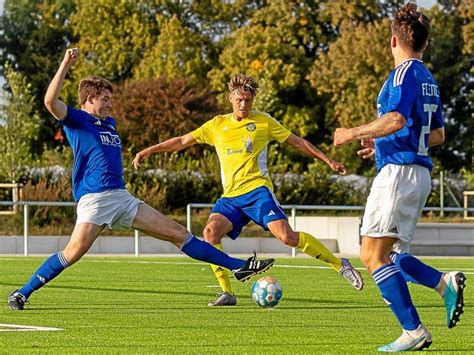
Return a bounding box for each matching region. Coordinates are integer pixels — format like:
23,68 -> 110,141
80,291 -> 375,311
180,235 -> 274,280
297,232 -> 364,290
8,252 -> 70,311
8,223 -> 102,310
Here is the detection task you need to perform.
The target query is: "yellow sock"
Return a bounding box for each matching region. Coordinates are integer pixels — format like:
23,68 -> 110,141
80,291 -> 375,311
210,243 -> 233,294
297,232 -> 342,271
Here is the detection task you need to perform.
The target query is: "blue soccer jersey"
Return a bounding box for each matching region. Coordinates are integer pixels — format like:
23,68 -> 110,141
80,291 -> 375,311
60,107 -> 125,201
375,59 -> 444,172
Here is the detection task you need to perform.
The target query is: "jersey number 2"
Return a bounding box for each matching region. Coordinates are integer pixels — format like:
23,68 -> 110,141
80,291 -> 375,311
418,104 -> 438,156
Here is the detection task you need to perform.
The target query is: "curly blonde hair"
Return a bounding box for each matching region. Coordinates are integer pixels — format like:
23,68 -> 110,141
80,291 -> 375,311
228,73 -> 259,97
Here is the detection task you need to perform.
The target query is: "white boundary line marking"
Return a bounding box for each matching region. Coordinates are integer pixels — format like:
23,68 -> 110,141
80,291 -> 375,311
0,323 -> 63,332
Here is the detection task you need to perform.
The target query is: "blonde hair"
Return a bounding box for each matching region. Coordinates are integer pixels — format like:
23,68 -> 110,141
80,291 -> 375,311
228,73 -> 259,97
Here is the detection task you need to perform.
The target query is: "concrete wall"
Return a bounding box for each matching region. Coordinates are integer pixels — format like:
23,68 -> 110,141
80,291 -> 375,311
1,219 -> 473,256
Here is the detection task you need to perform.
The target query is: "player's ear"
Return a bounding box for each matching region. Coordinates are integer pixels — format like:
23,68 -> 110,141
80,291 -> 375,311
87,95 -> 94,104
228,93 -> 232,103
421,40 -> 429,52
391,35 -> 397,49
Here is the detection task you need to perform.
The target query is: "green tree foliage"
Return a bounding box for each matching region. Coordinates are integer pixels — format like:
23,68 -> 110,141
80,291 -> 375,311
133,15 -> 212,84
309,18 -> 391,172
69,0 -> 159,84
0,0 -> 76,154
419,3 -> 472,172
112,77 -> 220,154
0,64 -> 40,182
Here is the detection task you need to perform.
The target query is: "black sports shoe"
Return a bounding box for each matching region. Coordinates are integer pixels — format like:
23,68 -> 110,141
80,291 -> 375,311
233,252 -> 275,282
8,290 -> 27,310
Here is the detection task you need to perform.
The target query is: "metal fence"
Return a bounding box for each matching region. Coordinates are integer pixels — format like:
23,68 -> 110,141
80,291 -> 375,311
1,200 -> 474,257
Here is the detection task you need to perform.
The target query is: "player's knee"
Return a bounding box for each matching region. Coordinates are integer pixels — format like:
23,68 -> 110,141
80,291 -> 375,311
63,243 -> 88,265
359,249 -> 373,270
203,226 -> 222,245
276,231 -> 298,247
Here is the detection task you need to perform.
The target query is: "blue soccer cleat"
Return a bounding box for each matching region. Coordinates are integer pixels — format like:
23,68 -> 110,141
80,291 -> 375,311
378,325 -> 432,352
443,271 -> 466,328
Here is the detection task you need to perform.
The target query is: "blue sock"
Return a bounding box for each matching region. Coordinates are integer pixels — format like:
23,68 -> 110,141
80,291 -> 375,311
373,263 -> 421,331
180,235 -> 244,270
18,252 -> 69,299
390,252 -> 442,289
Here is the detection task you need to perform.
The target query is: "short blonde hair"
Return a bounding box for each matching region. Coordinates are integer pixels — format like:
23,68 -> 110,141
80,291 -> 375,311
228,73 -> 259,97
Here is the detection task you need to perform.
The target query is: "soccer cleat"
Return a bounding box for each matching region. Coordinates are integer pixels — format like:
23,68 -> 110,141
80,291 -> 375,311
233,252 -> 275,282
339,258 -> 364,291
208,292 -> 237,307
8,290 -> 28,311
443,271 -> 466,328
378,325 -> 432,352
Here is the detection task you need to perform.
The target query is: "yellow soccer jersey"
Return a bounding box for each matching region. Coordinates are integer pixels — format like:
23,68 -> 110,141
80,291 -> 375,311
191,111 -> 292,197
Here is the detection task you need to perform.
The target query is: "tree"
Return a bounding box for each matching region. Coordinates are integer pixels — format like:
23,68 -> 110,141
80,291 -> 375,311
309,18 -> 391,172
0,64 -> 40,182
112,77 -> 220,154
422,2 -> 473,172
133,15 -> 213,84
0,0 -> 77,154
68,0 -> 159,84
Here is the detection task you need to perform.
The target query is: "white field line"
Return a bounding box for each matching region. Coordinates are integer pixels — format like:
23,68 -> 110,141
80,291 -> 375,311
1,257 -> 473,274
0,323 -> 63,332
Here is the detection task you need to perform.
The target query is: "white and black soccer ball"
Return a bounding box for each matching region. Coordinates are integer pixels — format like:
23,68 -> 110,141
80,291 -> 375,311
251,276 -> 282,308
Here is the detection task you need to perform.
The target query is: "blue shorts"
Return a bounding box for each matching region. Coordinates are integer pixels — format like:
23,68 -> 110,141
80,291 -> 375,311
211,186 -> 287,240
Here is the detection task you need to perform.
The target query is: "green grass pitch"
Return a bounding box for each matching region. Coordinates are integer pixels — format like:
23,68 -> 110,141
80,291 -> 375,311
0,256 -> 472,353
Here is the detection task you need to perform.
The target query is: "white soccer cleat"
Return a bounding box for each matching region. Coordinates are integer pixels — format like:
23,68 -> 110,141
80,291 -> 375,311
339,258 -> 364,291
378,324 -> 432,352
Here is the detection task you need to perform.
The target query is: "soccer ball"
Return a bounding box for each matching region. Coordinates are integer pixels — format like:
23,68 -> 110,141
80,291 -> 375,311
251,276 -> 282,308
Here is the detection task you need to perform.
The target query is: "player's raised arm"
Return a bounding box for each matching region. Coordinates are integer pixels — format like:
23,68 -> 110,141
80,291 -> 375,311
284,133 -> 347,175
133,132 -> 197,169
44,48 -> 80,121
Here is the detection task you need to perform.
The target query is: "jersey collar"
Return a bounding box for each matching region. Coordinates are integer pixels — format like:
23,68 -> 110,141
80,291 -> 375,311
395,58 -> 423,70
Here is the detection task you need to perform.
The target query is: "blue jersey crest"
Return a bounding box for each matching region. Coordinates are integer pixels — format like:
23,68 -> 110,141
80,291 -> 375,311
375,59 -> 444,172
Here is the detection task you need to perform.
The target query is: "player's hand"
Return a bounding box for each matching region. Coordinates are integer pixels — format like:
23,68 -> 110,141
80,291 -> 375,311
63,48 -> 80,66
357,139 -> 375,159
329,160 -> 347,176
132,149 -> 151,170
333,128 -> 353,147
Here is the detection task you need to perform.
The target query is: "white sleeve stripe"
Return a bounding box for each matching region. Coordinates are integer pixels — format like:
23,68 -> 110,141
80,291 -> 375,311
393,61 -> 413,87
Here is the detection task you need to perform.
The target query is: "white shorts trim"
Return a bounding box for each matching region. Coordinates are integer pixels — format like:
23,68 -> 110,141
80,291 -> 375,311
76,189 -> 142,231
360,164 -> 431,251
